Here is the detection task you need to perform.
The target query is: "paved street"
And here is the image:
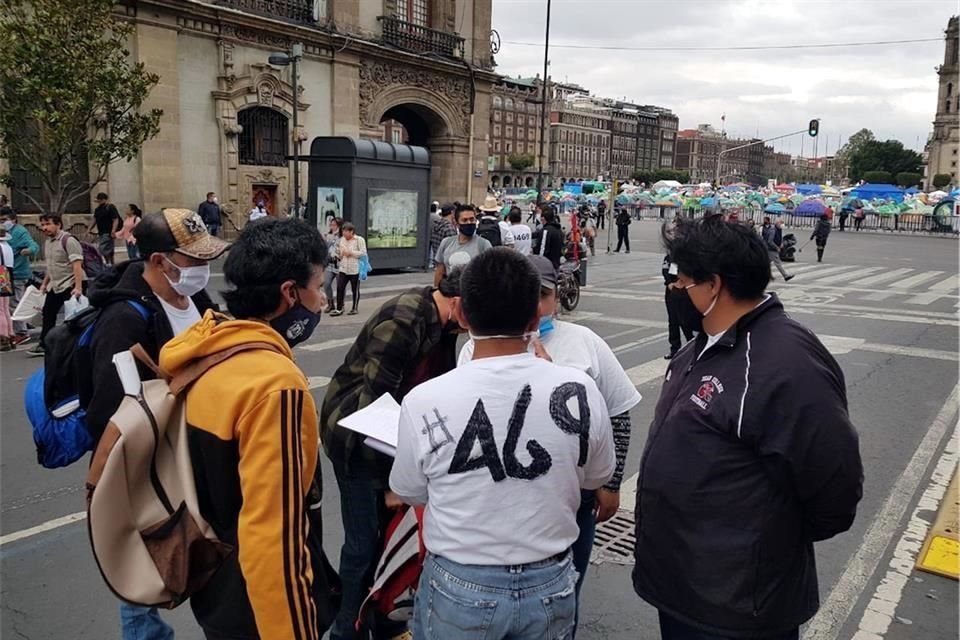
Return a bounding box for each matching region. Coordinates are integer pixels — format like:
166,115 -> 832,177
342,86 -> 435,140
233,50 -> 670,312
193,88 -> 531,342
1,221 -> 957,640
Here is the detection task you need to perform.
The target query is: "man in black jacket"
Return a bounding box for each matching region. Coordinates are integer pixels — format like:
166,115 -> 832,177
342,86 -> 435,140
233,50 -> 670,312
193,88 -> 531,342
532,205 -> 564,268
634,216 -> 863,640
82,208 -> 226,639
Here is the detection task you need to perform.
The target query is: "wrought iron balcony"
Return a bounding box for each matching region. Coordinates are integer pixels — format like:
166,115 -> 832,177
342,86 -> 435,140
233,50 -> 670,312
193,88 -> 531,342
215,0 -> 314,24
378,15 -> 465,59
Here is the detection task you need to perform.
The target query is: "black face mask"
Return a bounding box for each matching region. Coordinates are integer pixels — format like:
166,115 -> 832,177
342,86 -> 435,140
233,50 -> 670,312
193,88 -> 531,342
271,300 -> 322,347
673,287 -> 704,335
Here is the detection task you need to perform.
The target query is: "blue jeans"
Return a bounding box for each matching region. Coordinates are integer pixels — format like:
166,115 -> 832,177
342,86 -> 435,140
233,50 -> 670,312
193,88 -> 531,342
207,223 -> 220,237
414,552 -> 578,640
571,490 -> 596,638
659,612 -> 799,640
126,242 -> 140,260
119,603 -> 173,640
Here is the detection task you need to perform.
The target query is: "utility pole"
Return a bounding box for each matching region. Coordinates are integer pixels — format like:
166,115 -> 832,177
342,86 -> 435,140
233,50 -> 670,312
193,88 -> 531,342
535,0 -> 552,206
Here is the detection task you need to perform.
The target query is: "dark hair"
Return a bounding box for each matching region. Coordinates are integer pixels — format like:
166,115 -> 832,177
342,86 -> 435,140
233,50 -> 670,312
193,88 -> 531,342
342,222 -> 356,232
96,192 -> 109,201
39,213 -> 63,227
222,218 -> 328,319
206,192 -> 216,199
0,206 -> 15,221
329,217 -> 344,235
454,204 -> 475,223
128,204 -> 143,218
542,207 -> 558,224
508,208 -> 522,223
460,247 -> 540,336
438,266 -> 462,298
662,216 -> 770,301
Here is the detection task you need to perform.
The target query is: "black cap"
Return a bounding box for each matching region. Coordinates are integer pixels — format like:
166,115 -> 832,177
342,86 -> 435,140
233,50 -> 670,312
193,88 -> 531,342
527,255 -> 558,288
440,203 -> 456,215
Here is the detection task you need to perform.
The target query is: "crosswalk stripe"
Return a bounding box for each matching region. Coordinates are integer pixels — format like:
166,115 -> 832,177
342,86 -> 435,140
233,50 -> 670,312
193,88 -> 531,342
793,265 -> 856,282
928,275 -> 960,292
810,267 -> 884,285
856,268 -> 914,287
307,376 -> 330,390
889,271 -> 944,289
625,358 -> 670,387
905,293 -> 947,306
861,291 -> 899,301
784,263 -> 823,275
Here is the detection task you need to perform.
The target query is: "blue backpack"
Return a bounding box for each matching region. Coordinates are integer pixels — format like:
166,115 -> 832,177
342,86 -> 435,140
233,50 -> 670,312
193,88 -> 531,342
24,300 -> 150,468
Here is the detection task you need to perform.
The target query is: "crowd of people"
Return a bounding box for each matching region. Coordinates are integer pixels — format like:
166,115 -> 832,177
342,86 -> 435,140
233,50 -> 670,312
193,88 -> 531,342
5,191 -> 865,640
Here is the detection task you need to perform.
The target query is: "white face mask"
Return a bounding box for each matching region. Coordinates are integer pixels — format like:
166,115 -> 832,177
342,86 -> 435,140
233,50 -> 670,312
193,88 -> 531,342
1,220 -> 13,231
163,255 -> 210,297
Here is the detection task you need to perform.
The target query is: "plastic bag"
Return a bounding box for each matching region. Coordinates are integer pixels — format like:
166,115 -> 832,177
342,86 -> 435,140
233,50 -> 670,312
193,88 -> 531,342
12,285 -> 46,322
63,294 -> 90,321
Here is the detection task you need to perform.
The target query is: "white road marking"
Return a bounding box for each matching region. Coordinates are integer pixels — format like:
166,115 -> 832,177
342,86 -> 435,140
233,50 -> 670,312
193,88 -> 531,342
624,358 -> 669,387
927,274 -> 960,292
856,268 -> 915,287
794,265 -> 855,281
810,267 -> 884,285
904,293 -> 947,306
298,337 -> 358,352
860,291 -> 899,302
612,332 -> 670,355
889,270 -> 944,290
851,427 -> 958,640
802,385 -> 960,640
307,376 -> 330,390
0,511 -> 87,547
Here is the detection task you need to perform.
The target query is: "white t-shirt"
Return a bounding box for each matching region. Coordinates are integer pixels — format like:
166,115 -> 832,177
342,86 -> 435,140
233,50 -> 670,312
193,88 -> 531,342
459,321 -> 640,416
498,220 -> 516,246
510,223 -> 533,255
156,296 -> 201,336
249,207 -> 268,221
390,353 -> 615,565
0,241 -> 13,271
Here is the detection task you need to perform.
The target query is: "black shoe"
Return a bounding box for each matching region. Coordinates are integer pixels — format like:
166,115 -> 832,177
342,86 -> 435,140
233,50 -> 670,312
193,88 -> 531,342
785,275 -> 795,282
26,345 -> 44,358
664,351 -> 677,360
347,309 -> 358,316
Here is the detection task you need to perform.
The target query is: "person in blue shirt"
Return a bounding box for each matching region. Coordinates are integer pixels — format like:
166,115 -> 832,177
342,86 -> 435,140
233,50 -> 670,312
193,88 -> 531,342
0,207 -> 39,344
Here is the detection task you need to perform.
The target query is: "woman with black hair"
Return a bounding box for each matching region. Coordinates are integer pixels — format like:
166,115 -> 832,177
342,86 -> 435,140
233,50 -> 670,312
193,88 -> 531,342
331,222 -> 366,316
117,204 -> 143,260
323,217 -> 343,312
811,213 -> 832,262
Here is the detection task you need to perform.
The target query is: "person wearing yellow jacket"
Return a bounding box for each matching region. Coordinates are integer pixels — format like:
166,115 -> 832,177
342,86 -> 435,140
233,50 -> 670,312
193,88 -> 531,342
159,218 -> 337,640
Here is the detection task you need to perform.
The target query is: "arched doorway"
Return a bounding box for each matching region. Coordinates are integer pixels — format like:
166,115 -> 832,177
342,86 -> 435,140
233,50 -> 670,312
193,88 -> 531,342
490,175 -> 501,189
525,177 -> 534,188
503,176 -> 512,188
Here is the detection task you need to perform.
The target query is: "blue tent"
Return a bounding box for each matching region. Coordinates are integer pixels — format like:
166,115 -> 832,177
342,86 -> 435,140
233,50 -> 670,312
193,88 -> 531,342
763,203 -> 786,214
905,187 -> 921,195
796,184 -> 822,196
849,183 -> 905,203
795,200 -> 827,217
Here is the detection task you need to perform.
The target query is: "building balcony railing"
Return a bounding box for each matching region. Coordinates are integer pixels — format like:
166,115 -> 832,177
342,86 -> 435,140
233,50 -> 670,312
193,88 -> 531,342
378,15 -> 465,60
214,0 -> 315,23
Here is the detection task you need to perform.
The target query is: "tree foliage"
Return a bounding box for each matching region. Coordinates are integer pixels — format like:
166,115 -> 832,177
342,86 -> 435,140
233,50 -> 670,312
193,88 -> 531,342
894,172 -> 922,187
0,0 -> 162,214
932,173 -> 953,189
507,153 -> 535,172
834,128 -> 875,178
848,140 -> 922,184
630,168 -> 690,185
862,170 -> 893,184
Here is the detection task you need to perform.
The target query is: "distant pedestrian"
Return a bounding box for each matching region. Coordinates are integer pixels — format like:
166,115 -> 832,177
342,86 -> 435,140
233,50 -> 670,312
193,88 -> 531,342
661,254 -> 694,359
248,200 -> 269,222
614,207 -> 631,253
508,206 -> 533,255
324,217 -> 343,312
332,222 -> 366,316
477,195 -> 514,247
533,206 -> 565,269
811,213 -> 832,262
28,213 -> 85,357
0,227 -> 15,351
838,205 -> 851,231
635,215 -> 863,640
116,204 -> 142,260
1,207 -> 39,345
597,199 -> 607,229
762,217 -> 794,281
197,191 -> 222,236
430,203 -> 457,268
853,206 -> 865,231
93,192 -> 121,265
434,204 -> 492,285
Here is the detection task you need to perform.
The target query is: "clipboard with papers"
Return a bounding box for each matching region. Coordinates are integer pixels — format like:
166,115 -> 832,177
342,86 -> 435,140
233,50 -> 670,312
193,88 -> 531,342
337,393 -> 401,457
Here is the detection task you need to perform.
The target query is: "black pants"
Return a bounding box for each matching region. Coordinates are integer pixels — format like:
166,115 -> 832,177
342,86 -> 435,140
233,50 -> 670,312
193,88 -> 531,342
815,238 -> 827,262
658,611 -> 798,640
336,272 -> 360,311
597,214 -> 605,229
615,224 -> 630,252
854,216 -> 864,231
40,288 -> 73,347
666,288 -> 694,353
839,214 -> 848,231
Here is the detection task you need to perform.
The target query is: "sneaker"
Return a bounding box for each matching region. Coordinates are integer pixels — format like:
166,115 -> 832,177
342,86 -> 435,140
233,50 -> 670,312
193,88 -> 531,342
347,309 -> 358,316
12,334 -> 31,347
785,275 -> 795,282
329,309 -> 343,317
664,351 -> 676,360
26,345 -> 45,358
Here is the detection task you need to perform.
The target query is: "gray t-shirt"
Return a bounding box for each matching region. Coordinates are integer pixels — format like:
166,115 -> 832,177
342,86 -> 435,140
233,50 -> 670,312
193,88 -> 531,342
435,235 -> 492,271
45,231 -> 85,293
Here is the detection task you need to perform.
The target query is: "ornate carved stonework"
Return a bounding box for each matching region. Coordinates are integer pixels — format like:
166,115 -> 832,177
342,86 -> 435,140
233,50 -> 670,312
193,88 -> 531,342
358,60 -> 472,138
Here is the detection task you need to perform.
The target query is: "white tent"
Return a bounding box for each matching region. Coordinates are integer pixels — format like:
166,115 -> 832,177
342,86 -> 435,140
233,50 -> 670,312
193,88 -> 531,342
652,180 -> 682,190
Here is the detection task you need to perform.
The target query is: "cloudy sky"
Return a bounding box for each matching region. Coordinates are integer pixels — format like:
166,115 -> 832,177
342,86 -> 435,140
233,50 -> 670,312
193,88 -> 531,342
491,0 -> 957,155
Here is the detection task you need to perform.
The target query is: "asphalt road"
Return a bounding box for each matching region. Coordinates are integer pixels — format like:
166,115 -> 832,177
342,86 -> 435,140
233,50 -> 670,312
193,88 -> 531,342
1,221 -> 957,640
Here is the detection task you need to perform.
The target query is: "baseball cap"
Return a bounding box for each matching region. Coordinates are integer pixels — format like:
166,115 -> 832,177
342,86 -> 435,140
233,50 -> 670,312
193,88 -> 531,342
134,208 -> 230,260
440,203 -> 456,215
527,255 -> 558,289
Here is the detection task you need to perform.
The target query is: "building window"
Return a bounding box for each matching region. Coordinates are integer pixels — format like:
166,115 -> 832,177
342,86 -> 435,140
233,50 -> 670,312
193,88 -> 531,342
518,128 -> 525,139
494,140 -> 501,152
529,116 -> 536,126
506,112 -> 514,123
493,96 -> 503,109
506,126 -> 513,137
528,129 -> 535,141
504,98 -> 514,110
949,83 -> 954,97
493,124 -> 501,136
396,0 -> 430,26
391,128 -> 403,144
494,111 -> 501,122
238,107 -> 288,167
506,142 -> 513,153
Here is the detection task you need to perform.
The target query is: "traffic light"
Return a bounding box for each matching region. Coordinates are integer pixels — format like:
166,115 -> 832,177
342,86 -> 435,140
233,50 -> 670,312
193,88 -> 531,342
808,119 -> 820,137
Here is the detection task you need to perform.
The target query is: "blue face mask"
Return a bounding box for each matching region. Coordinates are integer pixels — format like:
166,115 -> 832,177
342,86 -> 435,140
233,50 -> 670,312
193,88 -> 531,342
538,315 -> 555,338
271,298 -> 322,347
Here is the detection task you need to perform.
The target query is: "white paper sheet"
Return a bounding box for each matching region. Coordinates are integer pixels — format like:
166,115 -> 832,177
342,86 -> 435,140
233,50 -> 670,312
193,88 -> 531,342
337,393 -> 401,448
364,437 -> 397,458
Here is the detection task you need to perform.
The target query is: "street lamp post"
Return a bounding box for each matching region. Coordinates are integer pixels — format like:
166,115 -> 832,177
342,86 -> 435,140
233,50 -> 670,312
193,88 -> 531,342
535,0 -> 552,206
269,43 -> 303,217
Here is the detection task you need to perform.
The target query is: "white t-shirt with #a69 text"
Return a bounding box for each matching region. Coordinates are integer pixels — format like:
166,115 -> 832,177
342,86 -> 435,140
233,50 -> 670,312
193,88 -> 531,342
390,353 -> 615,566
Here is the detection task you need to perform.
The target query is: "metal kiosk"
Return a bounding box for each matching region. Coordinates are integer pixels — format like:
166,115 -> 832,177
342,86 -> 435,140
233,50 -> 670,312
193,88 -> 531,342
306,137 -> 431,270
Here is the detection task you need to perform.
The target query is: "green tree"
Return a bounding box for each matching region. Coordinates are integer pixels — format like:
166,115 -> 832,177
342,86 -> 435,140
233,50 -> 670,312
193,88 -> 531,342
932,173 -> 953,189
834,128 -> 875,180
508,153 -> 535,172
862,170 -> 893,184
0,0 -> 162,215
895,172 -> 922,187
848,140 -> 922,183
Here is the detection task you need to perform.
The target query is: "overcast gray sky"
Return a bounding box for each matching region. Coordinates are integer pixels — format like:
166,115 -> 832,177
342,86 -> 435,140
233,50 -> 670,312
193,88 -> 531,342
491,0 -> 957,155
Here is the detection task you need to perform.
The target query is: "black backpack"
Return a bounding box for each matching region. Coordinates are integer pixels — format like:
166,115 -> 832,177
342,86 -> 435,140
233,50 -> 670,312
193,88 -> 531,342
477,218 -> 502,247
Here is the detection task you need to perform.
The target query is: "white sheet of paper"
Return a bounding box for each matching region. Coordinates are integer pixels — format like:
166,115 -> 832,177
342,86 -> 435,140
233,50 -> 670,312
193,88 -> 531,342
337,393 -> 401,448
364,437 -> 397,458
668,262 -> 678,275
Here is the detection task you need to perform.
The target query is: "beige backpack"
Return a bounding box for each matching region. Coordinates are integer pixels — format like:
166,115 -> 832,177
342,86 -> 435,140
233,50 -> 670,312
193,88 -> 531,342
86,342 -> 280,608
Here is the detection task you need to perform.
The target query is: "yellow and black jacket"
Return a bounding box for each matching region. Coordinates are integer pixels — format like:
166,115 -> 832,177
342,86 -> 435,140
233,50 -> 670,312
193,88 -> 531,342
160,311 -> 332,639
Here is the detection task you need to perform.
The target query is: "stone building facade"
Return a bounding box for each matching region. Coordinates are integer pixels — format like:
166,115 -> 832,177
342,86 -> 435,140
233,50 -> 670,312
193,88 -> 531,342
488,76 -> 544,189
3,0 -> 495,228
924,15 -> 959,189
